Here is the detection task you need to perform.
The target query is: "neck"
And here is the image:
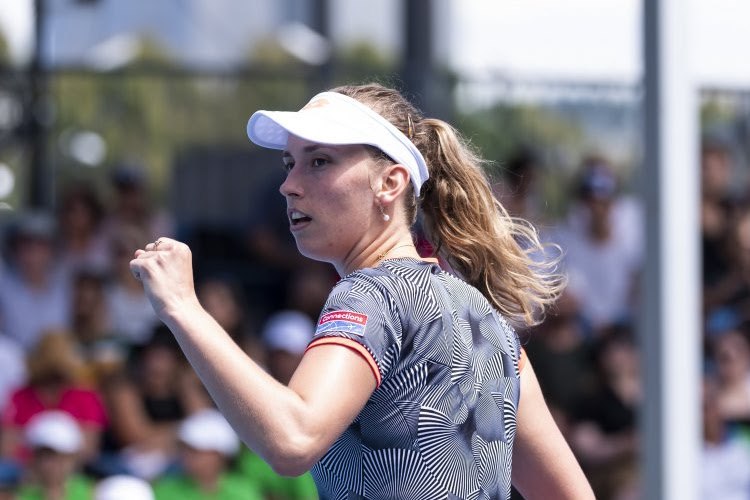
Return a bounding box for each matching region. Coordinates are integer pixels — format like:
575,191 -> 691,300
338,232 -> 420,277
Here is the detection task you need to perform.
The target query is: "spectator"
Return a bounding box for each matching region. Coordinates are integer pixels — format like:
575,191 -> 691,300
701,137 -> 740,293
496,146 -> 543,222
197,278 -> 254,343
105,225 -> 160,346
260,310 -> 313,386
0,213 -> 70,350
57,183 -> 110,277
234,310 -> 318,500
101,163 -> 173,246
101,327 -> 210,480
523,296 -> 596,432
569,327 -> 640,498
16,410 -> 93,500
710,329 -> 750,423
0,460 -> 21,500
94,475 -> 154,500
1,332 -> 107,465
0,332 -> 27,414
153,409 -> 263,500
702,376 -> 750,500
71,270 -> 112,347
704,206 -> 750,331
552,157 -> 643,335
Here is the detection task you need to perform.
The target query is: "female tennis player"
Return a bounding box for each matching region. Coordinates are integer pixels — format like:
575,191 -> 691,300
131,84 -> 594,499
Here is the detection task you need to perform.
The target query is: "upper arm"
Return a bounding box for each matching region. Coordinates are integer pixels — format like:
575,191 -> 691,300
285,342 -> 377,464
512,357 -> 595,500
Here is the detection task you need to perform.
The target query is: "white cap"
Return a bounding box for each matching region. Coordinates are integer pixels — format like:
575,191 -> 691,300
94,475 -> 155,500
247,91 -> 430,195
262,310 -> 314,355
25,410 -> 83,454
178,409 -> 239,456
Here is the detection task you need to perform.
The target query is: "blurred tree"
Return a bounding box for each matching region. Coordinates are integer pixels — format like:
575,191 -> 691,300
458,103 -> 587,217
0,30 -> 9,63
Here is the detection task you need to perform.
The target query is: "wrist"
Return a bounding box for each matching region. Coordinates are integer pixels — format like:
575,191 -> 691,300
160,295 -> 205,329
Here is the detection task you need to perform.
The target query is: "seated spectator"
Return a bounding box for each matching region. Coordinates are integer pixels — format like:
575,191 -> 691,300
57,183 -> 110,277
71,270 -> 112,347
523,291 -> 596,432
0,332 -> 27,413
702,376 -> 750,500
101,327 -> 210,480
105,226 -> 160,346
94,475 -> 154,500
101,163 -> 173,245
0,460 -> 21,500
704,206 -> 750,331
569,327 -> 641,498
551,157 -> 643,336
17,410 -> 94,500
153,409 -> 263,500
197,277 -> 255,343
234,311 -> 318,499
261,310 -> 314,385
1,332 -> 107,465
0,213 -> 70,350
710,329 -> 750,423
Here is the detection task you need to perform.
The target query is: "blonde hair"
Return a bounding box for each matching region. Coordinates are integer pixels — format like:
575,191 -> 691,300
331,83 -> 564,326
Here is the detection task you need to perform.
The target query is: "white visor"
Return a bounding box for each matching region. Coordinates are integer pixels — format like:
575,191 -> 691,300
247,92 -> 429,195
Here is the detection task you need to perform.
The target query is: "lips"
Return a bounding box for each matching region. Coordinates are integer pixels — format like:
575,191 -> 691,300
288,209 -> 312,228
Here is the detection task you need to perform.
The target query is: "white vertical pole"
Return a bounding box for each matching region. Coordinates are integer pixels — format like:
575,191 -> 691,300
642,0 -> 701,499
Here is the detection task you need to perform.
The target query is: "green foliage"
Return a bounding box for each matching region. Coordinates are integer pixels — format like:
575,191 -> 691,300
0,30 -> 9,63
457,103 -> 587,218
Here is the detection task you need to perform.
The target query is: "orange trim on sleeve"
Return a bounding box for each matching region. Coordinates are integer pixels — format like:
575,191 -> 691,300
306,337 -> 382,387
518,346 -> 527,373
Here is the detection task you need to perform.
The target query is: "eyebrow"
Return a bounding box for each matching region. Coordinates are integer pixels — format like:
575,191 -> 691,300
282,144 -> 332,158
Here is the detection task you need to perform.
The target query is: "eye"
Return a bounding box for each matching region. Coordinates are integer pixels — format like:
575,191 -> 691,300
311,157 -> 329,168
281,158 -> 294,173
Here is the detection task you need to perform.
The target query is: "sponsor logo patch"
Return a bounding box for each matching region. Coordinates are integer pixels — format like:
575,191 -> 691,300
315,311 -> 368,337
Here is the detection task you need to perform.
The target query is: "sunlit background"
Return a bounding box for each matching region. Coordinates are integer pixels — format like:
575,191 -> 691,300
0,1 -> 748,499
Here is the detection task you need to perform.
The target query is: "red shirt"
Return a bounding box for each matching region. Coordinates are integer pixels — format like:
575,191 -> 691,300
2,385 -> 108,462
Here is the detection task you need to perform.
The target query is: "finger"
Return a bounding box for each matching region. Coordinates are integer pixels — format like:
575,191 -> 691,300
129,260 -> 146,281
134,249 -> 147,257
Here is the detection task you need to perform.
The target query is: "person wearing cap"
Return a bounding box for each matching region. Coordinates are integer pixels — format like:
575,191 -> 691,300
152,409 -> 263,500
233,310 -> 318,500
551,155 -> 644,335
130,83 -> 593,499
0,212 -> 70,351
17,410 -> 93,500
94,475 -> 154,500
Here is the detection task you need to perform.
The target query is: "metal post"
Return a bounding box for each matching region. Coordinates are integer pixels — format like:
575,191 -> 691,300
403,0 -> 433,113
28,0 -> 50,209
642,0 -> 700,498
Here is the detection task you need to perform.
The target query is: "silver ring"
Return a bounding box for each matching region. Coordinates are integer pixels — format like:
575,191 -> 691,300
153,239 -> 162,250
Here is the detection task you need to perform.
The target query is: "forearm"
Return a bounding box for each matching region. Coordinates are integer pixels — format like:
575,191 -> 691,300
163,303 -> 322,473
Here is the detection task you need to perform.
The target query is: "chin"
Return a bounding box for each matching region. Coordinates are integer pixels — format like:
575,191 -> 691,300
293,239 -> 334,264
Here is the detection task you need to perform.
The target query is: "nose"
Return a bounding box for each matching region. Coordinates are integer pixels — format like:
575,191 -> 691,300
279,167 -> 302,198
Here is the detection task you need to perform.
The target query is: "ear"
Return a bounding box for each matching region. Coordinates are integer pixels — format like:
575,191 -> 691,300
376,163 -> 411,205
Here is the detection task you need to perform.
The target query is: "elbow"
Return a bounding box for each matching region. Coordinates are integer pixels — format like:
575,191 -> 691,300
264,434 -> 321,477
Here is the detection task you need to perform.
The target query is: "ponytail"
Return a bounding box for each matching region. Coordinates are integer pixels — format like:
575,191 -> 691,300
417,119 -> 563,326
332,83 -> 563,326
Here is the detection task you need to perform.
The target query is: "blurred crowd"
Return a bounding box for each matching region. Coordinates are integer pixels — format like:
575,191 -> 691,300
0,137 -> 747,500
501,139 -> 750,500
0,164 -> 326,500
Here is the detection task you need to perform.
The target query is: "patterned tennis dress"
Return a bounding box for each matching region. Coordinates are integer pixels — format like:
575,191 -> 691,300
306,258 -> 523,500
